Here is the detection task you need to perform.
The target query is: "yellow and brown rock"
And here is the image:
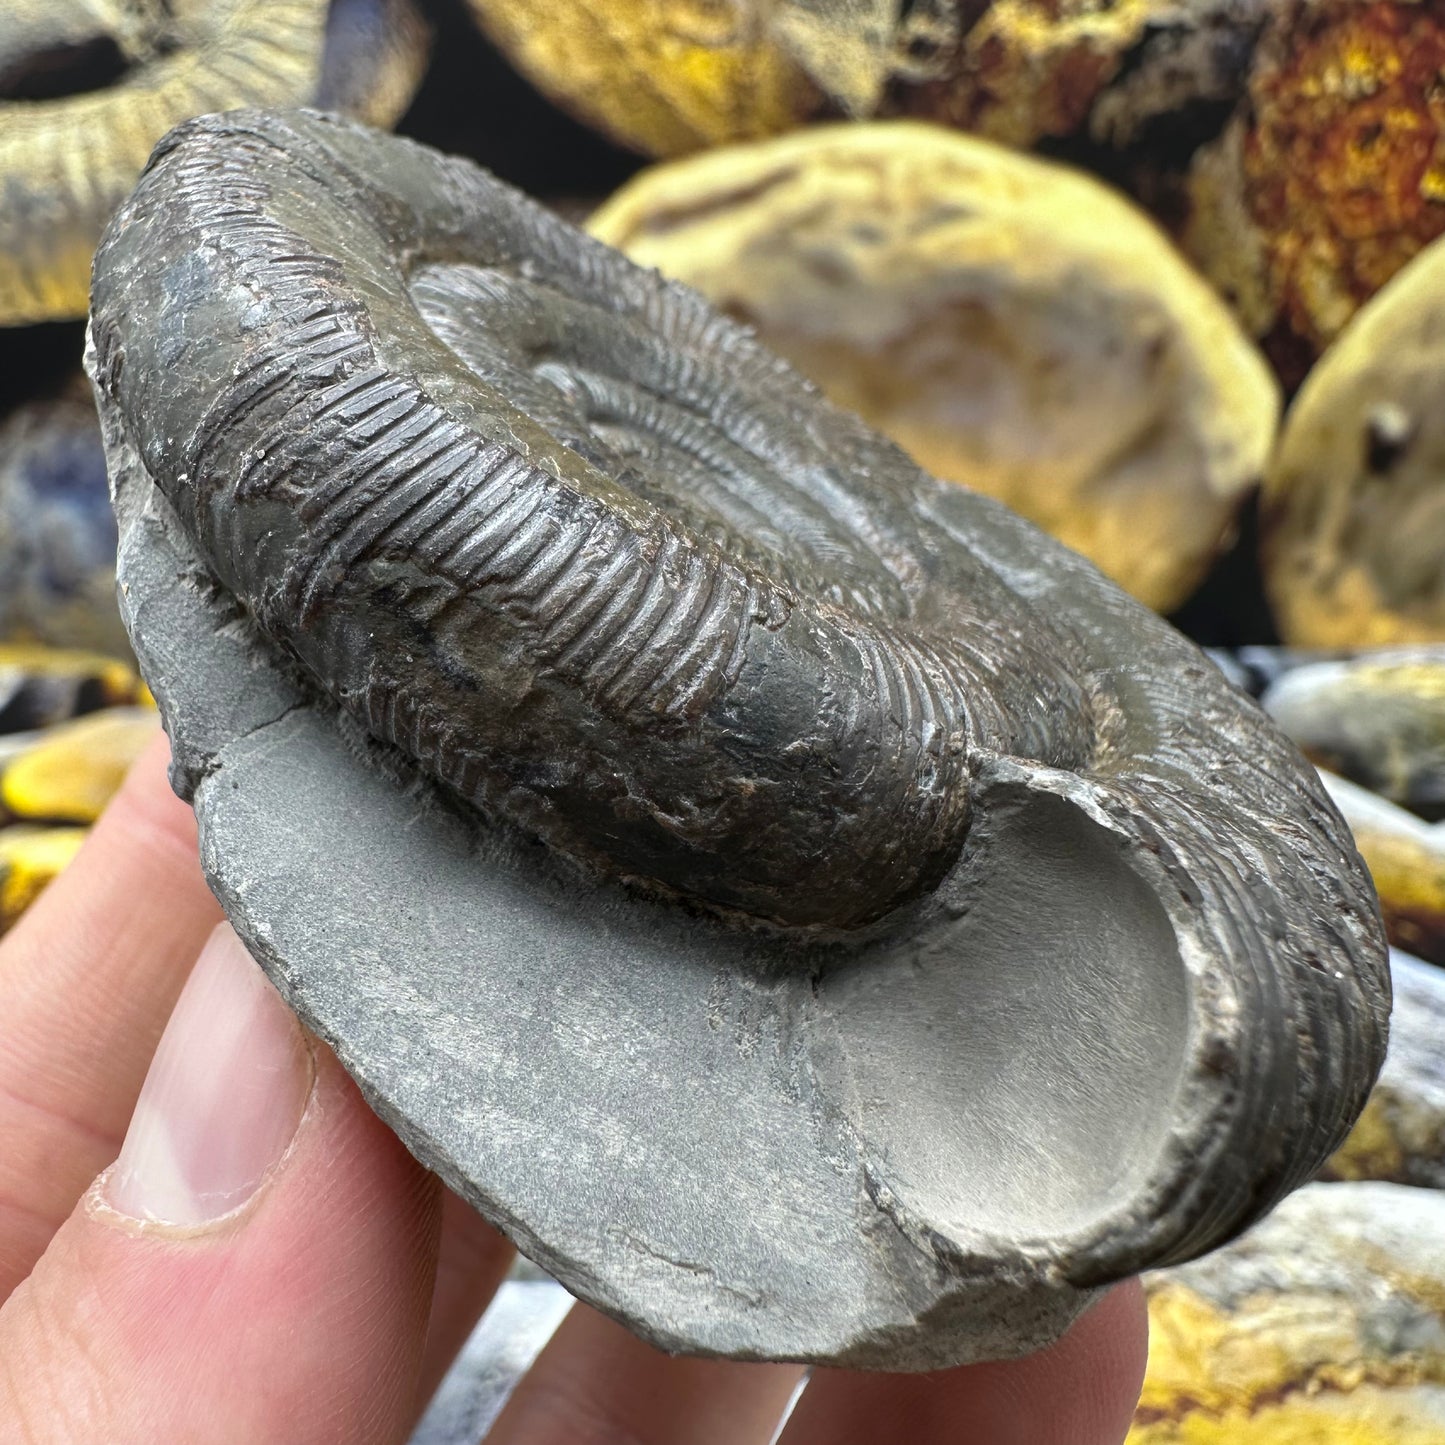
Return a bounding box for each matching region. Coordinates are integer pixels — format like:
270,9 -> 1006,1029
1320,771 -> 1445,966
0,644 -> 146,734
463,0 -> 822,157
0,824 -> 87,934
591,122 -> 1278,611
0,706 -> 157,826
463,0 -> 1268,160
1264,649 -> 1445,818
1183,0 -> 1445,380
1325,948 -> 1445,1190
465,0 -> 1445,379
0,0 -> 429,326
1262,236 -> 1445,648
1130,1182 -> 1445,1442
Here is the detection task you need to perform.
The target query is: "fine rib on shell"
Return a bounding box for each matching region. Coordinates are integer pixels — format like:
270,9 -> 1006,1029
87,109 -> 1389,1370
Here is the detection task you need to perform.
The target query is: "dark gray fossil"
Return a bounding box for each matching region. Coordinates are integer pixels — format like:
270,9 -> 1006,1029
87,108 -> 1389,1369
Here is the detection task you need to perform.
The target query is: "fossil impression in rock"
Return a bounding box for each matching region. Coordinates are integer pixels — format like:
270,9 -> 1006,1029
1263,234 -> 1445,649
0,0 -> 429,326
589,122 -> 1279,614
89,109 -> 1388,1370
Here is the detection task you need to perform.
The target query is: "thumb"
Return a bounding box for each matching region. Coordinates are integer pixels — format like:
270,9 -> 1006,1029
0,924 -> 441,1444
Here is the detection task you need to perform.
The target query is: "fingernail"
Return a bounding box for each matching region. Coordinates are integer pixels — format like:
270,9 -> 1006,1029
106,922 -> 313,1226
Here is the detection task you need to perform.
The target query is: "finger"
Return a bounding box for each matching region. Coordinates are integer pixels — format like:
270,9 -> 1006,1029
779,1281 -> 1148,1445
485,1304 -> 804,1445
0,731 -> 222,1299
417,1188 -> 516,1408
0,924 -> 442,1444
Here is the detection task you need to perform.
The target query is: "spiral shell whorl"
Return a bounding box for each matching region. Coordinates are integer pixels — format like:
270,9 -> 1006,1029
87,112 -> 1388,1342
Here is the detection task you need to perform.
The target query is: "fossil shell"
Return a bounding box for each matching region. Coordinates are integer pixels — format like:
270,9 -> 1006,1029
313,0 -> 432,130
1262,235 -> 1445,648
1182,0 -> 1445,381
0,0 -> 429,326
588,122 -> 1278,614
89,109 -> 1387,1368
462,0 -> 822,156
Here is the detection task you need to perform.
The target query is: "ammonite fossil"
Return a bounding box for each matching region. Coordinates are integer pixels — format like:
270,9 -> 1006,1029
88,109 -> 1388,1369
0,0 -> 428,326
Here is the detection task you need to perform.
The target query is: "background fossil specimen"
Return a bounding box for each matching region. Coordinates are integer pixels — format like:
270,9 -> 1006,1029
463,0 -> 1445,384
1129,1181 -> 1445,1443
589,122 -> 1278,613
1263,234 -> 1445,649
0,645 -> 154,935
0,0 -> 430,326
1264,649 -> 1445,820
1323,949 -> 1445,1190
88,109 -> 1386,1369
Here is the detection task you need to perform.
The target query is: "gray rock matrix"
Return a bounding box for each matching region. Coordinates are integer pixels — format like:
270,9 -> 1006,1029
88,109 -> 1388,1369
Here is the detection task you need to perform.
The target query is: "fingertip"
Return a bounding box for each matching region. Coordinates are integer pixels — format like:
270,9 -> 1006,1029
781,1281 -> 1149,1445
100,725 -> 196,853
1,1034 -> 443,1444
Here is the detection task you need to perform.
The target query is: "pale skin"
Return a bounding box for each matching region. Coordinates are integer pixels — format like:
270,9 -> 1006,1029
0,731 -> 1148,1442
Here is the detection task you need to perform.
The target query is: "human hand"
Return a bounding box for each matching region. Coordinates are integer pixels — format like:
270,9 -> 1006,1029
0,733 -> 1148,1442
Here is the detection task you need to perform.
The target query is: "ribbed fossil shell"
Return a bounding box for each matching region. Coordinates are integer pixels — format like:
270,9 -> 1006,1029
88,110 -> 1388,1369
0,0 -> 428,326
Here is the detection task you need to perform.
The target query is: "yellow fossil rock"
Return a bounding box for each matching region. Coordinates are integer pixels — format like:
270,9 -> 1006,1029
1183,0 -> 1445,382
1130,1183 -> 1445,1443
0,706 -> 157,825
1324,948 -> 1445,1190
462,0 -> 822,156
590,122 -> 1278,612
0,0 -> 429,326
1317,771 -> 1445,968
0,824 -> 87,933
0,643 -> 147,732
1263,236 -> 1445,648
